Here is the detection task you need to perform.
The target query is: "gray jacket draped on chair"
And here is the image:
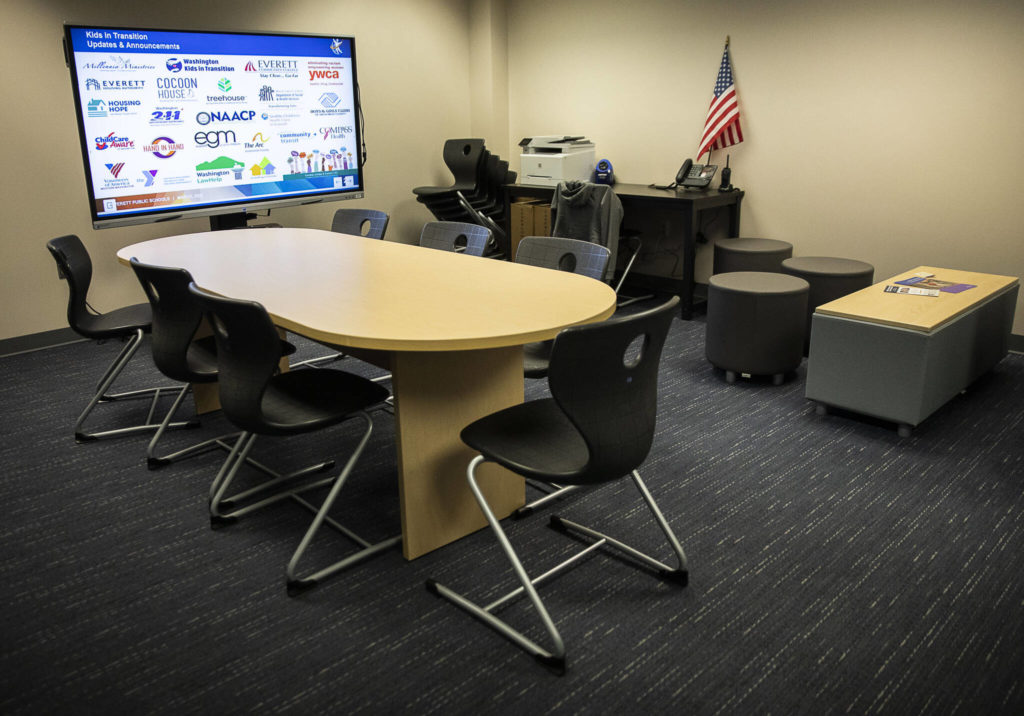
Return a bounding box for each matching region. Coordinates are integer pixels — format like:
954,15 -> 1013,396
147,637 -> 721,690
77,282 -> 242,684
551,181 -> 623,281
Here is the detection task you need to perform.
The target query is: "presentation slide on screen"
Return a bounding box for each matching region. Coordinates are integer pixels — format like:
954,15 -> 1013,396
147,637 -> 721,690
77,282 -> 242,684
66,27 -> 360,219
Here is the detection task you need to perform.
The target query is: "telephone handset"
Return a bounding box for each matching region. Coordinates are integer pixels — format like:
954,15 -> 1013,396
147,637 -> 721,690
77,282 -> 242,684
649,158 -> 719,191
675,158 -> 718,188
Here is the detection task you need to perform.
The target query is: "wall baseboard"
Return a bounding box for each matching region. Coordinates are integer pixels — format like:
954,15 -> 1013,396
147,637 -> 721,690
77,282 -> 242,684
0,327 -> 83,357
4,327 -> 1023,358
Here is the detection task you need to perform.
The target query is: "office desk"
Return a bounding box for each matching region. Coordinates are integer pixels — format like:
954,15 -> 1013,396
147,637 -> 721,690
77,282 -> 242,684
505,183 -> 744,319
805,266 -> 1018,435
118,229 -> 617,558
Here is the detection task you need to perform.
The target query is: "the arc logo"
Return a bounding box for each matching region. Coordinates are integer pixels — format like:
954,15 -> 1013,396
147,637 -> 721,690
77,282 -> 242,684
166,58 -> 182,72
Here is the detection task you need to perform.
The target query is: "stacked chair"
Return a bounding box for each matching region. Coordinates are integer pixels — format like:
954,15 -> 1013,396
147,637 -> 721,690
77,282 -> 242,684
412,139 -> 517,258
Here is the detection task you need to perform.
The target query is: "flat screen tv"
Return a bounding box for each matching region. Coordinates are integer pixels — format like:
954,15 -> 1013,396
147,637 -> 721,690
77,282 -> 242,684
62,25 -> 364,229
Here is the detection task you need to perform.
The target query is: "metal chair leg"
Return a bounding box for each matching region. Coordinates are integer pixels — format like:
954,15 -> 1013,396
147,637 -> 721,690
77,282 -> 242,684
145,383 -> 242,470
286,412 -> 402,594
514,482 -> 581,518
426,455 -> 568,672
427,460 -> 688,672
208,432 -> 336,525
74,329 -> 195,442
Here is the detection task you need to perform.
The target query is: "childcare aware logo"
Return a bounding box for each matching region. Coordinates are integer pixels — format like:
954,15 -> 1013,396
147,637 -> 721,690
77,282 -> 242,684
218,78 -> 232,93
94,133 -> 134,150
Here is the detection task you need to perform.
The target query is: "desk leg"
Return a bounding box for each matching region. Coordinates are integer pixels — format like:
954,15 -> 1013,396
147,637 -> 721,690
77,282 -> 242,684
390,346 -> 525,560
680,204 -> 699,320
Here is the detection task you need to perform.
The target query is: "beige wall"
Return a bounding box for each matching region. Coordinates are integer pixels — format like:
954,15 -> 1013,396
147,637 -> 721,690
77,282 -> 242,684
506,0 -> 1024,333
3,0 -> 1023,341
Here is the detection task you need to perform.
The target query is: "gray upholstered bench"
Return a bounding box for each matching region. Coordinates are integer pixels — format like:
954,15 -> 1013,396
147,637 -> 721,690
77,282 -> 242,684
705,271 -> 809,385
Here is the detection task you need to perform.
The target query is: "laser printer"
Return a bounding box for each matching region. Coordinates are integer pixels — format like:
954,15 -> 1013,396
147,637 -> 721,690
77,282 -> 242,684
519,136 -> 596,186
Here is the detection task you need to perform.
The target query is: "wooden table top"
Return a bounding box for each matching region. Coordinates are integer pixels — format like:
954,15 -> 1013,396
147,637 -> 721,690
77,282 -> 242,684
117,228 -> 617,351
815,266 -> 1019,332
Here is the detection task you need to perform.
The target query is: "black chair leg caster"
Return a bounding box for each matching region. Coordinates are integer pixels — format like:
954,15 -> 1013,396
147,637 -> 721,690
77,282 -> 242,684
210,514 -> 237,529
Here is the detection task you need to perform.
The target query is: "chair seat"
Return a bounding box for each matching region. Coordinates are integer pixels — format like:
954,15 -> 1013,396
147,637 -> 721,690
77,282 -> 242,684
259,368 -> 390,435
460,398 -> 588,484
76,301 -> 152,338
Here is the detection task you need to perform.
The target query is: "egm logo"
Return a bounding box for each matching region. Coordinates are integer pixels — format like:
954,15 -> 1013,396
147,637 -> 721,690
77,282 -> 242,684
105,162 -> 124,178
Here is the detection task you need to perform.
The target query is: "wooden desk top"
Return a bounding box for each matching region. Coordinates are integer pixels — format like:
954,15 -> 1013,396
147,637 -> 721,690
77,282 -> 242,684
118,228 -> 617,351
815,266 -> 1019,332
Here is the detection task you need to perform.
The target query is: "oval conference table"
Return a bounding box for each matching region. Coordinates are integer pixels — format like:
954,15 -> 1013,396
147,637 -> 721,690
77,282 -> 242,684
118,228 -> 617,559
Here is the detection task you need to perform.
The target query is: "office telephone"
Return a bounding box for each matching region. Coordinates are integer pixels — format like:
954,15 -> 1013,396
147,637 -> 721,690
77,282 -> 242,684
675,158 -> 718,188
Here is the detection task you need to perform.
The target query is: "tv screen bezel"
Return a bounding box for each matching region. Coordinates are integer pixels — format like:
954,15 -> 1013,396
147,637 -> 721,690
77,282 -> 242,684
62,24 -> 365,229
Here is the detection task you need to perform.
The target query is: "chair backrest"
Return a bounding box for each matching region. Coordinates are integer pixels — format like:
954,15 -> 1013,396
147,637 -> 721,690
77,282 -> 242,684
551,181 -> 623,280
441,139 -> 487,188
514,236 -> 610,280
46,234 -> 96,337
187,283 -> 284,433
419,221 -> 491,257
331,208 -> 390,239
129,258 -> 209,383
546,296 -> 679,485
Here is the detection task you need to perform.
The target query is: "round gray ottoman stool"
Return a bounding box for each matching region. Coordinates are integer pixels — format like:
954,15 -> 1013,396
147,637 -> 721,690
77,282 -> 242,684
706,271 -> 809,385
781,256 -> 874,355
713,238 -> 794,274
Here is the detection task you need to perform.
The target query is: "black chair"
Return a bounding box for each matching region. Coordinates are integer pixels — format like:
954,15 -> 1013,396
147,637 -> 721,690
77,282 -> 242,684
419,221 -> 491,256
330,208 -> 390,239
188,283 -> 400,593
426,297 -> 687,673
129,258 -> 297,470
511,236 -> 612,516
46,235 -> 186,442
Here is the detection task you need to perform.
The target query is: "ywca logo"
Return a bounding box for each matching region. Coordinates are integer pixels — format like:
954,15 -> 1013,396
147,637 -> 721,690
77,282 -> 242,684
105,162 -> 125,178
166,58 -> 182,72
218,78 -> 232,92
309,69 -> 340,81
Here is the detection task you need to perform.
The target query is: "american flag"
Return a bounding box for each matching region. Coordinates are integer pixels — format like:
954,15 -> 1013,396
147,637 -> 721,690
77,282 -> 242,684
697,42 -> 743,161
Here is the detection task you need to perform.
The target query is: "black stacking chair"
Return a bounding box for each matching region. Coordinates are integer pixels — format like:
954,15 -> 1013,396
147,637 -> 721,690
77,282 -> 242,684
46,234 -> 185,443
419,221 -> 491,256
129,258 -> 298,470
426,297 -> 687,673
330,208 -> 390,239
512,236 -> 612,516
294,207 -> 391,370
188,283 -> 400,593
